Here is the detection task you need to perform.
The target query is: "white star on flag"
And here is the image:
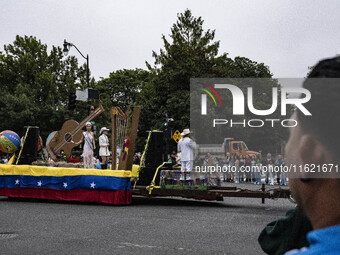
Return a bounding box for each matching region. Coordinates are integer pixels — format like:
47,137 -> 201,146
90,182 -> 96,189
15,179 -> 20,185
37,181 -> 42,187
63,182 -> 68,188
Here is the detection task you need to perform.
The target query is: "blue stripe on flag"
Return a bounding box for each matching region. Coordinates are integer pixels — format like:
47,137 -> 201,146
0,175 -> 131,190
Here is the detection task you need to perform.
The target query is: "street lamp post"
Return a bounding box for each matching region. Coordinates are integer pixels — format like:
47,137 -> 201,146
63,39 -> 90,88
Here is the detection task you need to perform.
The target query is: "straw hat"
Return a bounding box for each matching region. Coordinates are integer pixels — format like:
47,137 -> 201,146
181,128 -> 191,136
100,127 -> 110,134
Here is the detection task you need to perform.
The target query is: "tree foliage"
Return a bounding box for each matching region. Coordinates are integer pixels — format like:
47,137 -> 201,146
139,9 -> 279,153
0,35 -> 88,139
0,10 -> 288,155
94,68 -> 150,128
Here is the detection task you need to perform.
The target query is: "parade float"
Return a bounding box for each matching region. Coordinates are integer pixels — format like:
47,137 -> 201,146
0,164 -> 132,205
0,105 -> 290,206
0,106 -> 135,205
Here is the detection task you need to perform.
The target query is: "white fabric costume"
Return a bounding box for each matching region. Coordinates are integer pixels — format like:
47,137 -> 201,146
82,131 -> 94,169
99,134 -> 110,157
177,137 -> 197,171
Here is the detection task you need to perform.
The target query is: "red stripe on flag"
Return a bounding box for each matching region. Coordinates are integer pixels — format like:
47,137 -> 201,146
0,188 -> 131,205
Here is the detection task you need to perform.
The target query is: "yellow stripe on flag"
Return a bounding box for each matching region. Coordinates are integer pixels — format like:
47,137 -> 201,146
0,164 -> 133,177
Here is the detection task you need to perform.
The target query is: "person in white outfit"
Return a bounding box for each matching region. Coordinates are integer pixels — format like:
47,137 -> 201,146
177,129 -> 196,171
268,160 -> 275,185
75,122 -> 96,169
99,127 -> 110,169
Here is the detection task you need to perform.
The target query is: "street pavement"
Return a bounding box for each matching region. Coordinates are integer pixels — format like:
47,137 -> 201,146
0,183 -> 295,255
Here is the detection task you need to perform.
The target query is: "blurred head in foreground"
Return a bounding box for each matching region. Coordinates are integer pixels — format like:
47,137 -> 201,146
285,56 -> 340,231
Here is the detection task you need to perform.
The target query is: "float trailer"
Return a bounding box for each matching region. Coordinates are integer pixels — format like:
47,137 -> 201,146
132,185 -> 291,203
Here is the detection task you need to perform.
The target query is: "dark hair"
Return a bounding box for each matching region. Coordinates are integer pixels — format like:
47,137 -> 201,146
298,56 -> 340,161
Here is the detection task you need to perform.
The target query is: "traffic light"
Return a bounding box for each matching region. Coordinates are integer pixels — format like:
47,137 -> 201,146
89,106 -> 95,112
163,117 -> 173,128
68,93 -> 77,110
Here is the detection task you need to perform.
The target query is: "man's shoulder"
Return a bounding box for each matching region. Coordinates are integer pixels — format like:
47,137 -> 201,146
285,225 -> 340,255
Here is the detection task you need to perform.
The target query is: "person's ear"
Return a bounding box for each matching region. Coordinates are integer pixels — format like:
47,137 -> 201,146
298,134 -> 325,181
299,134 -> 325,165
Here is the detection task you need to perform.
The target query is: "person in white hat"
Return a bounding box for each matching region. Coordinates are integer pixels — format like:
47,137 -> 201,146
75,122 -> 95,169
99,127 -> 110,169
177,129 -> 197,171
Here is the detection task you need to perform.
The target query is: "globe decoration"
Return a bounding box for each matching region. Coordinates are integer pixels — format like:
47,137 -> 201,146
46,131 -> 56,146
0,130 -> 21,153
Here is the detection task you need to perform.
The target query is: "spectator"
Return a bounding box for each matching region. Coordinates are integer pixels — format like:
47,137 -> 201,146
133,153 -> 141,165
221,154 -> 231,182
206,153 -> 214,166
276,155 -> 286,186
259,207 -> 312,255
234,155 -> 240,184
194,155 -> 203,166
239,155 -> 245,183
212,157 -> 219,167
262,153 -> 273,184
250,156 -> 257,184
283,57 -> 340,254
263,153 -> 272,165
268,160 -> 275,185
245,155 -> 252,182
95,159 -> 102,169
203,155 -> 209,166
167,151 -> 178,167
259,56 -> 340,255
254,155 -> 262,184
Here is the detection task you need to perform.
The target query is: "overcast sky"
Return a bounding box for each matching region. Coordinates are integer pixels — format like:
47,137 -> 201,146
1,0 -> 340,80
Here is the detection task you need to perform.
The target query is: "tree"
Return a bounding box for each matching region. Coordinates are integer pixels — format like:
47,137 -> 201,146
94,68 -> 150,130
141,9 -> 221,143
0,35 -> 88,140
95,68 -> 149,108
138,9 -> 278,153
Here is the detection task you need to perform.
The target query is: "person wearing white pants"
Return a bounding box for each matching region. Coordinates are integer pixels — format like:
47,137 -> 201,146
177,129 -> 196,172
99,127 -> 110,169
181,160 -> 193,171
268,161 -> 275,185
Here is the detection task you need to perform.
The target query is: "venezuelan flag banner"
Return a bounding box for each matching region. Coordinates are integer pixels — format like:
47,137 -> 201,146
0,164 -> 132,205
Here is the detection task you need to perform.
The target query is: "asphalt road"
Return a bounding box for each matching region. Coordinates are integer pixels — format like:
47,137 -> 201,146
0,184 -> 294,255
